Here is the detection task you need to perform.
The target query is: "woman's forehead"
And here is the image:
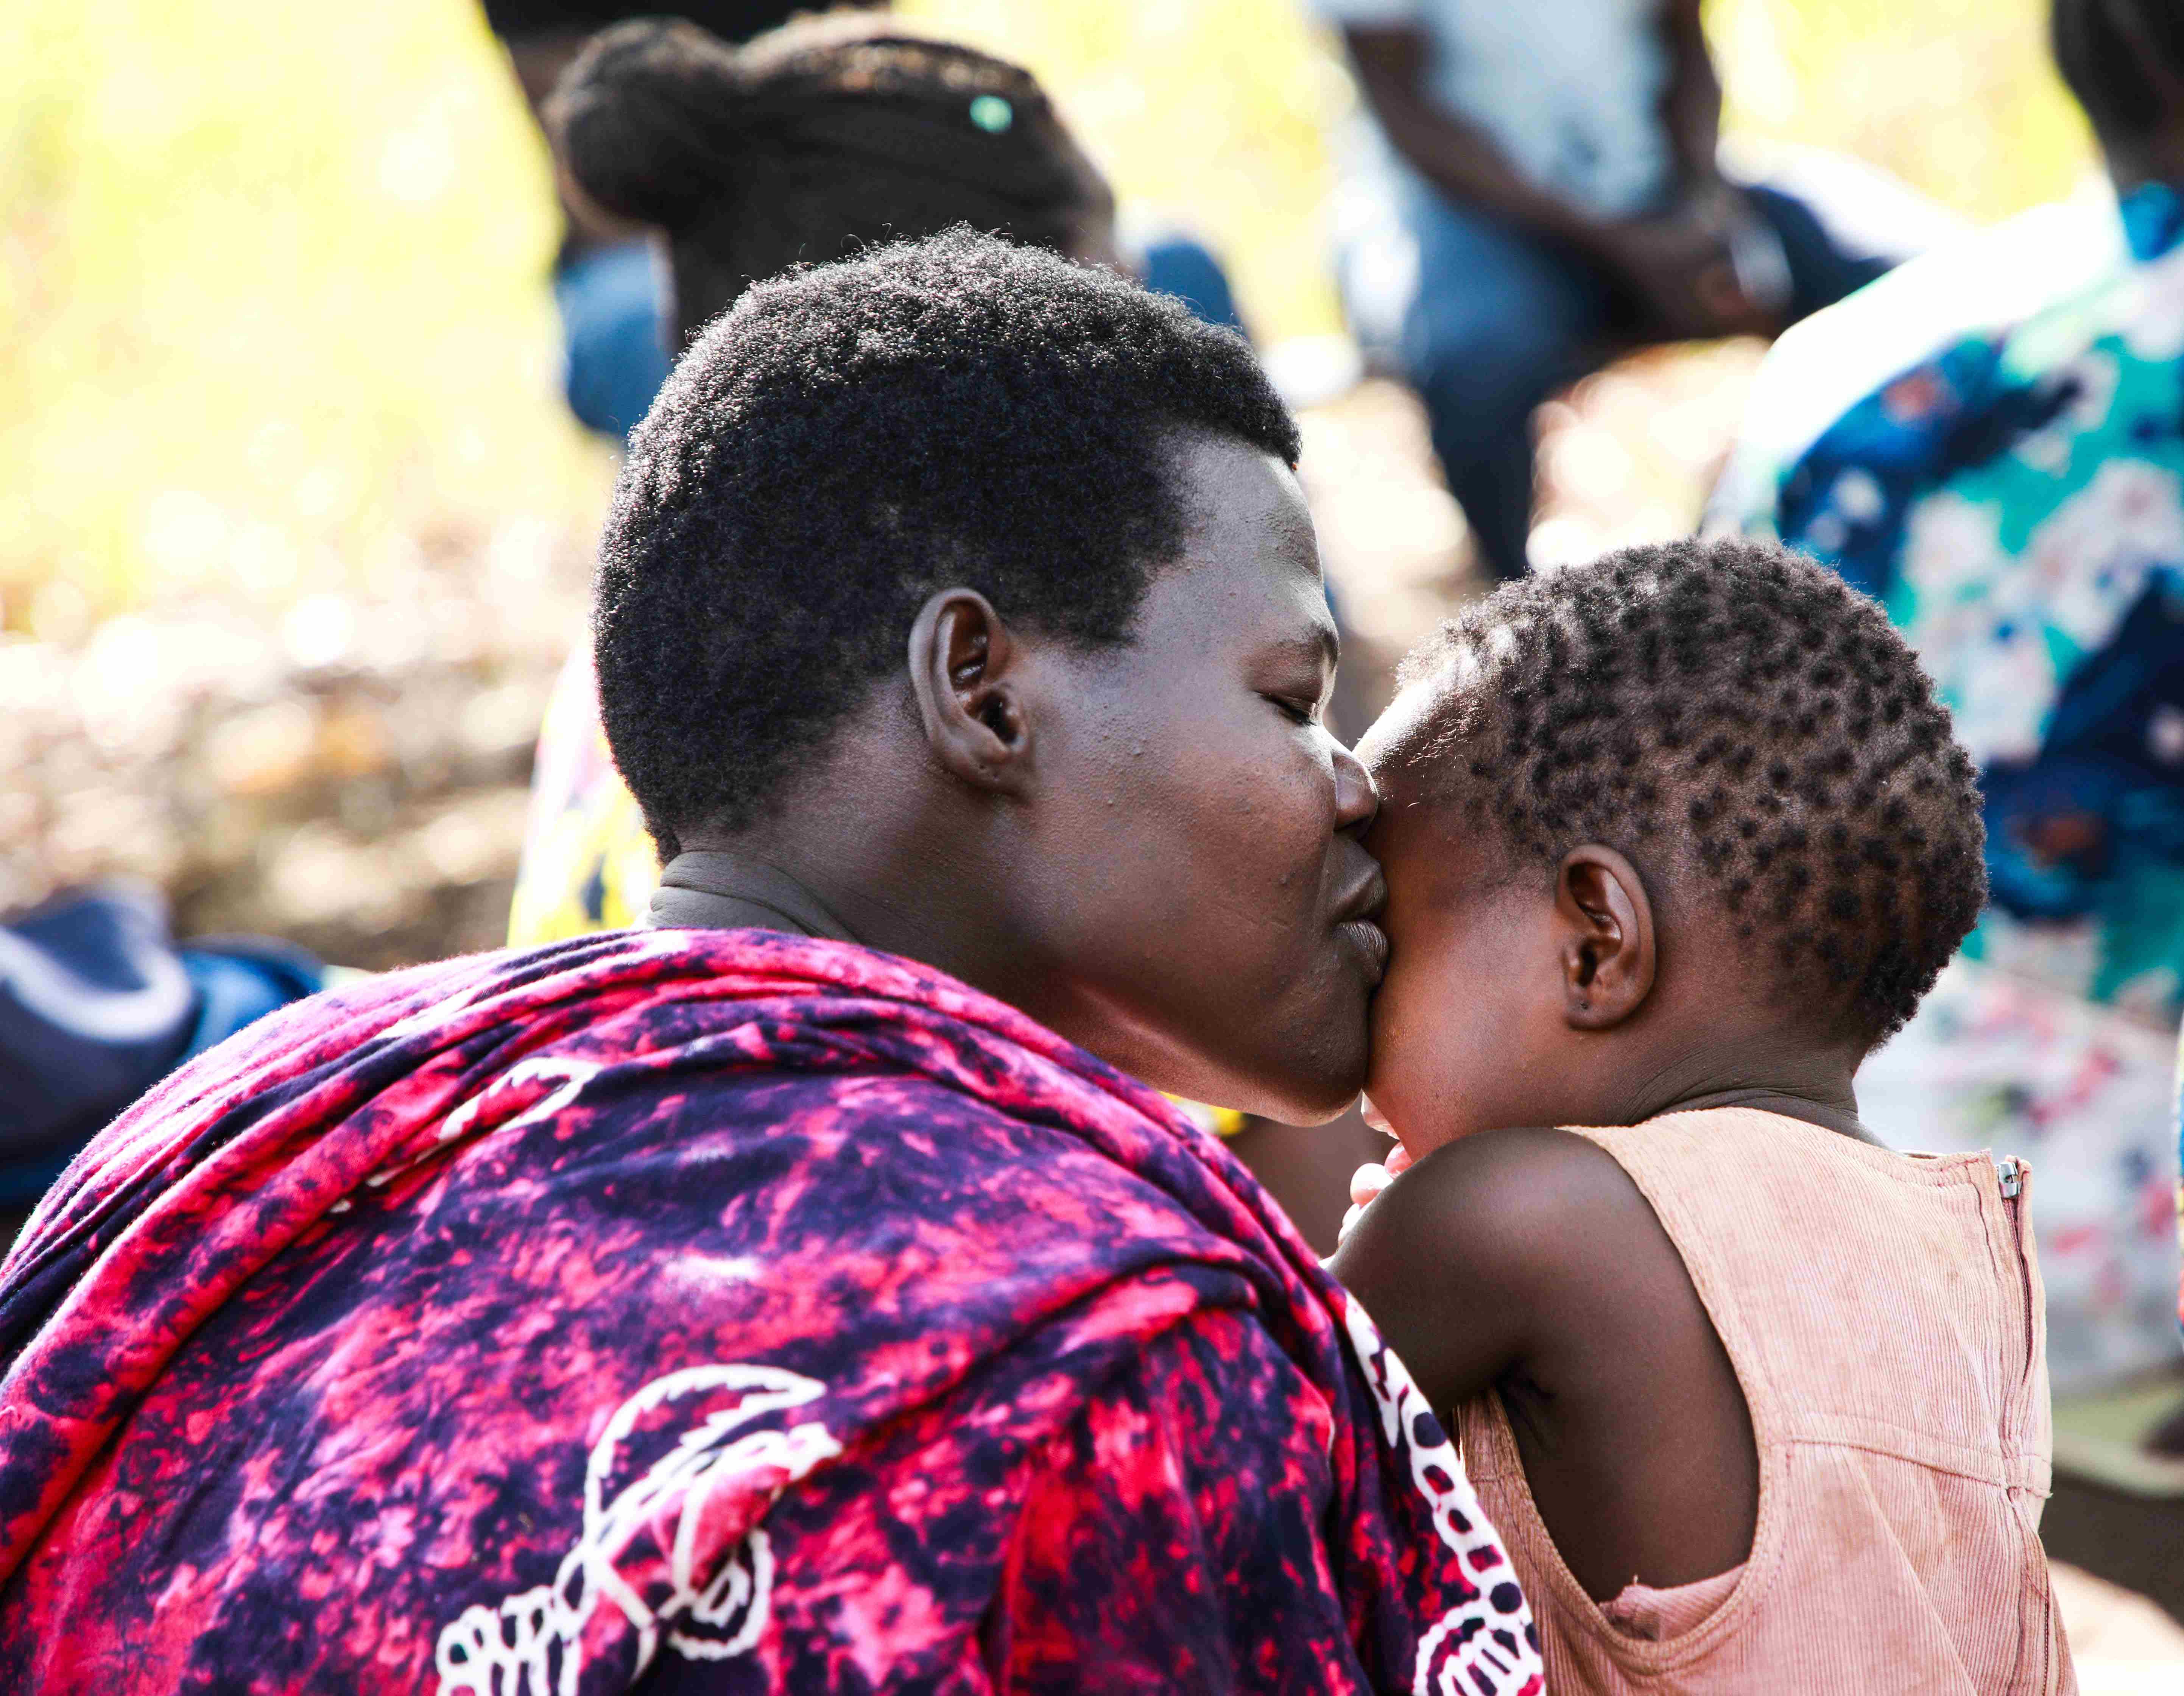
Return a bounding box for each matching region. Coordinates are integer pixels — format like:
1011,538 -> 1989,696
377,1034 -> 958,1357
1170,431 -> 1314,561
1128,550 -> 1333,676
1119,460 -> 1321,647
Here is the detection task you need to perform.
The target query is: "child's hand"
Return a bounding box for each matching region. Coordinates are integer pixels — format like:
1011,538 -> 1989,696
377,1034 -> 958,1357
1340,1160 -> 1397,1243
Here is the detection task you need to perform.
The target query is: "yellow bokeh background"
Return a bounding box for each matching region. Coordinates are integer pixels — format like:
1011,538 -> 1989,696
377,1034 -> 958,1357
0,0 -> 2098,631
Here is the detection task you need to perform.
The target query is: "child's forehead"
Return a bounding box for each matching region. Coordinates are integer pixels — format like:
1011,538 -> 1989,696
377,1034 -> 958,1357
1356,678 -> 1448,774
1359,664 -> 1488,773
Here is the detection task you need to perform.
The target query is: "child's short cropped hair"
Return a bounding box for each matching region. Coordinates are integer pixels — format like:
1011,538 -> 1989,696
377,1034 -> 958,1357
1395,537 -> 1986,1043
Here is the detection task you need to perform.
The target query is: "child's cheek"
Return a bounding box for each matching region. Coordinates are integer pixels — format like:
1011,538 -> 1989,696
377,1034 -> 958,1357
1365,914 -> 1476,1140
1361,956 -> 1425,1128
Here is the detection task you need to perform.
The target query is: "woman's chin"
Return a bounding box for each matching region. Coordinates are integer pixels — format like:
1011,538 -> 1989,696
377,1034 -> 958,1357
1197,1044 -> 1366,1127
1263,1075 -> 1371,1126
1254,1013 -> 1371,1121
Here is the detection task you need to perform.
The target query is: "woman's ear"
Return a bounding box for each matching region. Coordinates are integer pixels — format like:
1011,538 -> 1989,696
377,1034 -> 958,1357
907,588 -> 1034,795
1555,845 -> 1656,1030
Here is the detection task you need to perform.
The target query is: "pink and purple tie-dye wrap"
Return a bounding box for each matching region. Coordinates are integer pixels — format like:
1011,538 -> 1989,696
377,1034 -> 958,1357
0,929 -> 1539,1694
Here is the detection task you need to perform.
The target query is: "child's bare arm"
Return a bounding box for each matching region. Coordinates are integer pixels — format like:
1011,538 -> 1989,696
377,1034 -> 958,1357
1329,1126 -> 1682,1414
1331,1125 -> 1760,1599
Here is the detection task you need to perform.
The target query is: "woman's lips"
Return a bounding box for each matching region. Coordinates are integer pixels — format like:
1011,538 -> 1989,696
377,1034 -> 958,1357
1337,918 -> 1389,987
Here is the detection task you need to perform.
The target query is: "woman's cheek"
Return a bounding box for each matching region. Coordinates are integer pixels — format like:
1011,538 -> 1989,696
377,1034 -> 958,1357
1249,769 -> 1328,916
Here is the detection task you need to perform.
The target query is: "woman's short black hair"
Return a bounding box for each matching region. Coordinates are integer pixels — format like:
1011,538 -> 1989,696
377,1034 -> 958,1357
2053,0 -> 2184,146
592,228 -> 1299,857
1396,538 -> 1987,1045
548,16 -> 1103,345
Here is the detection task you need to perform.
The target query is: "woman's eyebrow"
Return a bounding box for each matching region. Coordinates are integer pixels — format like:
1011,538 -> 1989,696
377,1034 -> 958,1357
1263,625 -> 1339,675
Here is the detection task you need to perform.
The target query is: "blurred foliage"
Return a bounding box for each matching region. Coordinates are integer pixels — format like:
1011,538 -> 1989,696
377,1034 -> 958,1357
0,0 -> 613,636
0,0 -> 2101,626
902,0 -> 1354,346
1706,0 -> 2095,220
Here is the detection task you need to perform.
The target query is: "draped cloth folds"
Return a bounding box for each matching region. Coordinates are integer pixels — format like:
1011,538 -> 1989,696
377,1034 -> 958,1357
0,928 -> 1538,1694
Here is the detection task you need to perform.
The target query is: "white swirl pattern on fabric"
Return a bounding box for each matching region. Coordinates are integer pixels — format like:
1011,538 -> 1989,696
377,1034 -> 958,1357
435,1364 -> 841,1696
1341,1295 -> 1542,1696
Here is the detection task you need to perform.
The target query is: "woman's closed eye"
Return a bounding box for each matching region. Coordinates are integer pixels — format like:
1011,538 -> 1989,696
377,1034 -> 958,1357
1265,693 -> 1321,726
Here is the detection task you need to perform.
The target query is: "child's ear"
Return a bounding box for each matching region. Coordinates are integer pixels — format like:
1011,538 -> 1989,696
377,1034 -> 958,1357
1554,846 -> 1656,1030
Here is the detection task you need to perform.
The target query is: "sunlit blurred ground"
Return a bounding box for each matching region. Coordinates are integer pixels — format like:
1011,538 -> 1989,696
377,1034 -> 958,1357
0,0 -> 2107,955
2055,1562 -> 2184,1691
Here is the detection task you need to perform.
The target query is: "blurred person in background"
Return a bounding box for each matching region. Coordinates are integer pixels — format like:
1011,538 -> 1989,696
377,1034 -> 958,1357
1713,0 -> 2184,1436
1320,0 -> 1922,583
0,889 -> 322,1222
488,1 -> 1245,444
486,0 -> 890,440
505,13 -> 1378,1245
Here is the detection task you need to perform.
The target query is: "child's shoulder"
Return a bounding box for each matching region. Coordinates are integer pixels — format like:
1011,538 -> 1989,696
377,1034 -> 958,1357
1361,1125 -> 1656,1255
1332,1126 -> 1692,1408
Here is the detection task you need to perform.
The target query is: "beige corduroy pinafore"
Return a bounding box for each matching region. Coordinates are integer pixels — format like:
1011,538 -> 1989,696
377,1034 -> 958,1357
1453,1107 -> 2074,1694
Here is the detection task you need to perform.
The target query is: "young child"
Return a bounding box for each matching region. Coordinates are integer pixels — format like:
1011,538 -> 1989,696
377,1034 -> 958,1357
1335,537 -> 2073,1693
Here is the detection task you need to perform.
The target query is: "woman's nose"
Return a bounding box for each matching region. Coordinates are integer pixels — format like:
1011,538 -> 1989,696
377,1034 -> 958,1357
1332,739 -> 1379,834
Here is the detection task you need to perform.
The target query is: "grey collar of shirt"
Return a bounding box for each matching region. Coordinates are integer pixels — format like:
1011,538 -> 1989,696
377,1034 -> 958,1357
644,851 -> 859,943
